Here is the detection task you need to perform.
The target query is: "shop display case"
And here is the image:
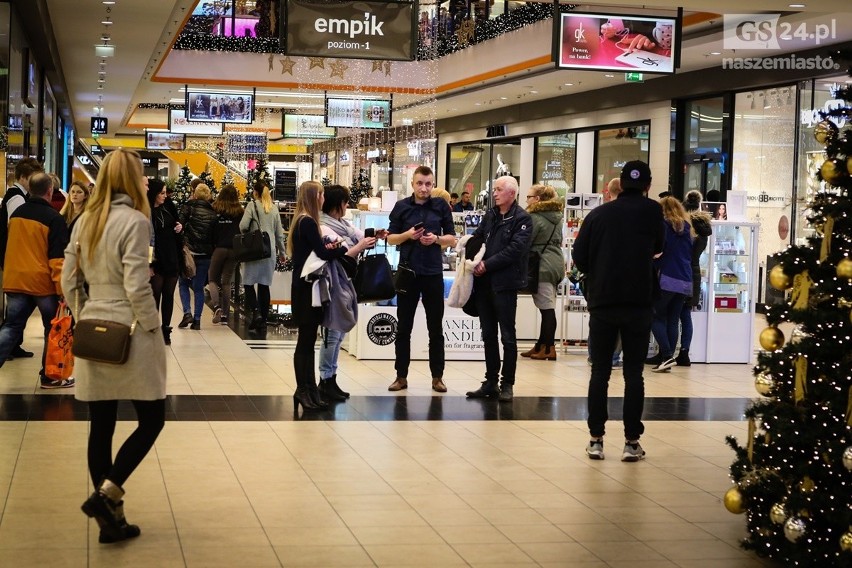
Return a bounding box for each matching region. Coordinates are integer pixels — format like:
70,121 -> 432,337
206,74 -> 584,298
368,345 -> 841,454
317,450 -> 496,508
697,220 -> 760,363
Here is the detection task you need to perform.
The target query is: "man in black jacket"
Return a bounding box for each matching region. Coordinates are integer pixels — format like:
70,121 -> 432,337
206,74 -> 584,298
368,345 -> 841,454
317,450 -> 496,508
572,160 -> 664,462
465,176 -> 532,402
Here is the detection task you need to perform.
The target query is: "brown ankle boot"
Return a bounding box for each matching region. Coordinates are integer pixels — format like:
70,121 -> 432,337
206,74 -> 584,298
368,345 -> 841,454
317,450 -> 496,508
531,345 -> 557,361
521,344 -> 542,358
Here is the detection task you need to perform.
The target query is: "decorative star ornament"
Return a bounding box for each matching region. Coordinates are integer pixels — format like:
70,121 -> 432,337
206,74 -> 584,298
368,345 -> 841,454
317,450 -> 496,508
268,53 -> 274,72
308,57 -> 325,70
371,60 -> 384,73
279,57 -> 296,75
384,61 -> 391,76
329,59 -> 348,78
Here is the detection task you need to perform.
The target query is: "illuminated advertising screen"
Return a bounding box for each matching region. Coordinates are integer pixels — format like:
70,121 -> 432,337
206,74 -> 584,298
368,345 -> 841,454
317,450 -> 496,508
146,131 -> 186,151
282,114 -> 336,139
185,89 -> 255,124
169,109 -> 224,135
555,12 -> 679,74
325,97 -> 391,129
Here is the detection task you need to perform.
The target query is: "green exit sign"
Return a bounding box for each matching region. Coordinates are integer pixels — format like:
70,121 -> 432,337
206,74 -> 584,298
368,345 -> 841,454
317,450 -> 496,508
625,73 -> 644,83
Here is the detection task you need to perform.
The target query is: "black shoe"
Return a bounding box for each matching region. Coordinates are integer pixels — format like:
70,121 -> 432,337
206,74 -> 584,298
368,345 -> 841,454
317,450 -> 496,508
329,374 -> 350,399
466,381 -> 499,399
248,314 -> 264,331
318,378 -> 347,402
498,383 -> 514,402
178,313 -> 193,329
81,492 -> 123,541
675,350 -> 691,366
162,326 -> 172,346
645,353 -> 663,366
190,320 -> 201,330
97,500 -> 141,544
308,385 -> 329,409
10,346 -> 34,359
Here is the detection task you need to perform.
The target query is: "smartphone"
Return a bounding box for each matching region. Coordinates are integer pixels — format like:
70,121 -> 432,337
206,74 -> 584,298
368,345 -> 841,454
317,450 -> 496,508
413,222 -> 424,231
364,227 -> 376,238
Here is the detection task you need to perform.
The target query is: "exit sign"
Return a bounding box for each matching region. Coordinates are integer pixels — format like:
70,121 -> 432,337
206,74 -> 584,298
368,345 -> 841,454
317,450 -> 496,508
625,73 -> 644,83
91,117 -> 108,135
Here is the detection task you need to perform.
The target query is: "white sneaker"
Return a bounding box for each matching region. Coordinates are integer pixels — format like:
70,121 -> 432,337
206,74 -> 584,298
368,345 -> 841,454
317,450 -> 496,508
651,357 -> 676,373
621,441 -> 646,462
586,439 -> 604,460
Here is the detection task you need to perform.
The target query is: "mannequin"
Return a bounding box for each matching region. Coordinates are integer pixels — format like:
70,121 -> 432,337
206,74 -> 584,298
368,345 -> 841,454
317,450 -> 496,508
495,154 -> 511,177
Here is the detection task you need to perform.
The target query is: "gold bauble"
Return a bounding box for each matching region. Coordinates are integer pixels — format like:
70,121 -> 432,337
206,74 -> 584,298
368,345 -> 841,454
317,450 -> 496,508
723,486 -> 746,514
784,516 -> 807,542
840,528 -> 852,552
799,476 -> 815,494
837,258 -> 852,280
769,502 -> 788,524
813,120 -> 838,144
759,327 -> 785,351
769,265 -> 792,290
843,446 -> 852,471
820,159 -> 845,185
754,372 -> 775,397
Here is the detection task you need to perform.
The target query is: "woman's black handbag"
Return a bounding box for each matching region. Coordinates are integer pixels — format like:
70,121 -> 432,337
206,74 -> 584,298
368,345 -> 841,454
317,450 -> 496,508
233,202 -> 271,262
354,251 -> 396,303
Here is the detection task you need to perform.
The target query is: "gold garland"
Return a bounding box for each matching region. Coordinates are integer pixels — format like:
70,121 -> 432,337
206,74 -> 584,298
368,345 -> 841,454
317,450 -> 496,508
747,417 -> 756,463
791,270 -> 813,310
794,355 -> 808,403
846,386 -> 852,426
819,216 -> 835,261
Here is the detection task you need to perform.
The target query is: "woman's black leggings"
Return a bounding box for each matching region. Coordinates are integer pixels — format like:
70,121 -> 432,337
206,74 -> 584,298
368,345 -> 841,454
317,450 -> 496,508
87,399 -> 166,488
243,284 -> 271,320
151,274 -> 178,328
537,308 -> 557,347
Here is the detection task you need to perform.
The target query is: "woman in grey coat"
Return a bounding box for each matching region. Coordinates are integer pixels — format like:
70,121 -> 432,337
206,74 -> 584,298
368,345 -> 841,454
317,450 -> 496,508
62,148 -> 166,544
239,181 -> 286,331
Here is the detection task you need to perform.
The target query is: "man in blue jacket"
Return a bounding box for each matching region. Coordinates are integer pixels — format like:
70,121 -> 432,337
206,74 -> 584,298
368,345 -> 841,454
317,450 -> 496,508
572,160 -> 664,462
465,176 -> 532,402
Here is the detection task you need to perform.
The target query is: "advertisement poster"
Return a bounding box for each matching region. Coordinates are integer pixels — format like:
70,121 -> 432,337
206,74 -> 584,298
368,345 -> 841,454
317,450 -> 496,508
169,109 -> 224,135
556,12 -> 677,74
186,91 -> 254,124
282,114 -> 336,139
146,132 -> 186,151
325,97 -> 392,129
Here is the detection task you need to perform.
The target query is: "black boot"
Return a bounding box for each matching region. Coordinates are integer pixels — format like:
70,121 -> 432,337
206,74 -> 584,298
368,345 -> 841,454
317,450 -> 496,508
97,500 -> 141,543
82,480 -> 140,544
162,326 -> 172,346
675,349 -> 691,366
329,374 -> 350,399
308,382 -> 329,409
466,380 -> 500,399
318,378 -> 347,402
292,363 -> 320,412
249,312 -> 264,331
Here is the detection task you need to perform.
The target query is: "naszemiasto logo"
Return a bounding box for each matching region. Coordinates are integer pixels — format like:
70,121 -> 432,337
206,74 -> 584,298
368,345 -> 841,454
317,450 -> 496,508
366,313 -> 397,346
315,12 -> 385,39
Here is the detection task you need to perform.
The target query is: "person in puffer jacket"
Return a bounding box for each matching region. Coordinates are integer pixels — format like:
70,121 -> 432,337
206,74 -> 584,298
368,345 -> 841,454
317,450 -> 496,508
177,184 -> 216,330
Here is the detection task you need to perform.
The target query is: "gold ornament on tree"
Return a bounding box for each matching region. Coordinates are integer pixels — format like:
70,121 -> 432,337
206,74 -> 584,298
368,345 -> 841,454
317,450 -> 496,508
840,528 -> 852,552
755,373 -> 775,397
723,486 -> 746,514
813,119 -> 838,144
784,516 -> 807,542
769,502 -> 788,524
759,326 -> 785,351
790,270 -> 813,310
819,216 -> 835,261
794,355 -> 808,403
820,158 -> 846,185
837,258 -> 852,280
769,265 -> 792,290
799,475 -> 815,494
842,446 -> 852,471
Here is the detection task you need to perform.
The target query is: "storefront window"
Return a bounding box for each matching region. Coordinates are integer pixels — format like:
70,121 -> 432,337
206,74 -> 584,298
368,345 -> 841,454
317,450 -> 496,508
731,85 -> 797,275
535,133 -> 576,198
446,141 -> 519,209
795,77 -> 848,245
595,124 -> 649,193
393,138 -> 436,195
683,97 -> 726,197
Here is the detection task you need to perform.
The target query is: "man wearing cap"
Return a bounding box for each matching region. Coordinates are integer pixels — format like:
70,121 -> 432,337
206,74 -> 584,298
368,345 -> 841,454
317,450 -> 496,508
572,160 -> 664,462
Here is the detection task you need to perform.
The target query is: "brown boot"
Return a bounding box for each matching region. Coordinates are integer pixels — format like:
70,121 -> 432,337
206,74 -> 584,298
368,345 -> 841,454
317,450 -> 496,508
388,377 -> 408,391
521,344 -> 542,358
531,345 -> 557,361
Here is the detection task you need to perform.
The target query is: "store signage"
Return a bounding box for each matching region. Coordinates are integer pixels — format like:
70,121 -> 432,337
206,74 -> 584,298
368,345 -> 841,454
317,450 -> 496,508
146,131 -> 186,151
326,97 -> 392,129
555,12 -> 679,74
443,317 -> 483,351
282,114 -> 336,139
366,148 -> 381,159
77,155 -> 92,166
366,313 -> 397,346
282,0 -> 416,61
800,98 -> 847,128
169,109 -> 224,135
486,125 -> 507,138
91,117 -> 108,134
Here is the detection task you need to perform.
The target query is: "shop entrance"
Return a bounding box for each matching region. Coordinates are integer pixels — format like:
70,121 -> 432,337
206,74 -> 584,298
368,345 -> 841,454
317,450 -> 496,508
446,140 -> 520,209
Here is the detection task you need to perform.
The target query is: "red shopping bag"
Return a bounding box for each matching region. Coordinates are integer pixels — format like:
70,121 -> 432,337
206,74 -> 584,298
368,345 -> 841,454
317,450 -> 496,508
45,301 -> 74,380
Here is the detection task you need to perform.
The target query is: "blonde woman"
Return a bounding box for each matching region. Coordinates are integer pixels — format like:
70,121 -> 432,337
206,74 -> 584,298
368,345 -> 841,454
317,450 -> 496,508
62,148 -> 166,544
647,196 -> 694,372
60,180 -> 90,229
240,181 -> 286,332
288,181 -> 374,411
177,183 -> 216,330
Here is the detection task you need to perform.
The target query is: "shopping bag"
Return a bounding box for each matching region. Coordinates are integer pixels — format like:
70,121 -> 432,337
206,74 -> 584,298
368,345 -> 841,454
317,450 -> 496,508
353,251 -> 395,303
45,301 -> 74,380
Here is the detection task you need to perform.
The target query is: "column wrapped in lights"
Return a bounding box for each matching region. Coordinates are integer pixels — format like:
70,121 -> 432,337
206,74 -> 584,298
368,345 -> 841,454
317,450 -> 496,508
725,49 -> 852,568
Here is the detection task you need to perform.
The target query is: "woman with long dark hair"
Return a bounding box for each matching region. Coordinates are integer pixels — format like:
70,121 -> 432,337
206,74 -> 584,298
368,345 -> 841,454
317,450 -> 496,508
146,179 -> 183,345
208,184 -> 243,325
62,148 -> 166,543
288,181 -> 374,411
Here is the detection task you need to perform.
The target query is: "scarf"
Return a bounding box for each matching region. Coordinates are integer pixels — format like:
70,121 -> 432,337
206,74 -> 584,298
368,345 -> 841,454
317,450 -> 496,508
320,212 -> 359,247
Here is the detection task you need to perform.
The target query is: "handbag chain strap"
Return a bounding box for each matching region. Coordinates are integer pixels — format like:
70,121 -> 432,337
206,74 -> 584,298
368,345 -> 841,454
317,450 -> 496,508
74,241 -> 137,335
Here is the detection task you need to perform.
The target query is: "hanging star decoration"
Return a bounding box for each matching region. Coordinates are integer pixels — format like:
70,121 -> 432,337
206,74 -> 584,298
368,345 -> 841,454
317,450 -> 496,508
457,18 -> 475,46
384,61 -> 392,76
308,57 -> 325,70
329,59 -> 348,79
268,53 -> 274,72
371,60 -> 384,73
279,56 -> 296,75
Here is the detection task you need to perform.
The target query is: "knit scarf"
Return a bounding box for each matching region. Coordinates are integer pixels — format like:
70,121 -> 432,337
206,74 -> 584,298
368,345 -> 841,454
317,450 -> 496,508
320,212 -> 359,247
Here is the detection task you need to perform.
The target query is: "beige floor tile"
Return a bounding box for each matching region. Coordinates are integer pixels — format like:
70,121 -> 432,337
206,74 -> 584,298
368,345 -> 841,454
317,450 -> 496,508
452,542 -> 534,565
433,524 -> 512,544
0,548 -> 87,568
350,525 -> 444,546
363,543 -> 467,566
557,523 -> 637,543
516,541 -> 602,564
274,544 -> 374,567
88,544 -> 187,567
497,524 -> 574,543
183,545 -> 281,567
620,521 -> 722,542
582,539 -> 668,563
337,508 -> 427,528
177,526 -> 271,548
646,538 -> 753,561
0,513 -> 86,549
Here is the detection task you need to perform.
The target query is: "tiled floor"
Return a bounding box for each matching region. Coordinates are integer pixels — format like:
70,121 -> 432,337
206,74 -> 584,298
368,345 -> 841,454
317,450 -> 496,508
0,311 -> 774,567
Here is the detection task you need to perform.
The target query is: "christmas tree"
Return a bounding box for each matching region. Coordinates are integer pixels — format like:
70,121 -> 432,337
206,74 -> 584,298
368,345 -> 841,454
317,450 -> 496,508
349,168 -> 372,208
247,156 -> 271,191
173,162 -> 194,207
198,163 -> 218,200
726,55 -> 852,567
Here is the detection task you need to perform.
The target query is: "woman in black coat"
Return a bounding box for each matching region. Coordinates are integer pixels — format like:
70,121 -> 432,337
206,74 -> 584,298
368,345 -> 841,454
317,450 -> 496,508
147,179 -> 183,345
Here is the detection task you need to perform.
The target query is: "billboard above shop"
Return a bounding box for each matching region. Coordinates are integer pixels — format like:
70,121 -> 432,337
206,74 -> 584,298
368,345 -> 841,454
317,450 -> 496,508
554,12 -> 680,74
185,89 -> 256,124
325,97 -> 392,129
282,114 -> 337,139
282,0 -> 416,61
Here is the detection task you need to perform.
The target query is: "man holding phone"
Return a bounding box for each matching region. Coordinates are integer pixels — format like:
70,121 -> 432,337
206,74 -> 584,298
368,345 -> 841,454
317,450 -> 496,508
386,166 -> 457,393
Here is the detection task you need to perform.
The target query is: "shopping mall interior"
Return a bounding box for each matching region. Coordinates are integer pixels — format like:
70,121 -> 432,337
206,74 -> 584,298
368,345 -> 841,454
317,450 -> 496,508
1,0 -> 851,566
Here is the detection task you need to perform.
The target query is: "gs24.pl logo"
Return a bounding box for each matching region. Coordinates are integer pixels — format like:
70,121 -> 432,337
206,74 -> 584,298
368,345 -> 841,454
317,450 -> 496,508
723,14 -> 838,50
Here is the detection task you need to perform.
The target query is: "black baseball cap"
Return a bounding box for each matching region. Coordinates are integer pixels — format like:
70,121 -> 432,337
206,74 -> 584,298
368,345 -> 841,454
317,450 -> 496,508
620,160 -> 652,190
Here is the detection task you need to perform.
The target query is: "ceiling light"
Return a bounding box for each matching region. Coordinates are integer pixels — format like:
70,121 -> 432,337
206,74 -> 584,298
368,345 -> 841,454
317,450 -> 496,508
500,96 -> 507,100
93,106 -> 103,114
102,0 -> 116,4
605,74 -> 615,78
101,19 -> 113,25
564,82 -> 573,86
530,90 -> 538,94
95,45 -> 115,57
789,3 -> 805,7
709,51 -> 721,55
475,102 -> 482,106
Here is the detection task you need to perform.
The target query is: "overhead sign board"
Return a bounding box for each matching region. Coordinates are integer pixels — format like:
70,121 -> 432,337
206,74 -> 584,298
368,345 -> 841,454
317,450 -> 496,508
186,89 -> 255,125
91,117 -> 109,135
282,0 -> 416,61
325,97 -> 392,129
169,109 -> 224,135
282,114 -> 336,139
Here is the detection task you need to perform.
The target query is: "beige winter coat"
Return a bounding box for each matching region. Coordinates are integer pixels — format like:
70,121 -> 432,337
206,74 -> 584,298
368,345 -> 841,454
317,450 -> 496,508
61,194 -> 166,401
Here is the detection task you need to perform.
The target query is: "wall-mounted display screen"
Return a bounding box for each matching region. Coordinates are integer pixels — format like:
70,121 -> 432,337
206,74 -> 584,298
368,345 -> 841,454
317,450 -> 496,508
186,89 -> 255,124
227,132 -> 268,156
282,0 -> 416,61
555,12 -> 678,74
325,97 -> 391,129
146,131 -> 186,151
169,109 -> 224,135
282,114 -> 336,139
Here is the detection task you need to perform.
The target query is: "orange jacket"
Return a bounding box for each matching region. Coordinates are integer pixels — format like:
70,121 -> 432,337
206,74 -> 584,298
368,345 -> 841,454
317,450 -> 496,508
2,197 -> 69,296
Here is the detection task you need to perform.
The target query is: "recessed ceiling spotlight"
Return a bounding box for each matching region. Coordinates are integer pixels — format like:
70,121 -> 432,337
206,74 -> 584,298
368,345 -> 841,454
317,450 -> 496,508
605,74 -> 615,78
789,3 -> 805,7
709,51 -> 721,55
500,96 -> 507,100
530,90 -> 538,94
101,19 -> 113,25
103,0 -> 116,4
475,102 -> 482,106
564,82 -> 573,86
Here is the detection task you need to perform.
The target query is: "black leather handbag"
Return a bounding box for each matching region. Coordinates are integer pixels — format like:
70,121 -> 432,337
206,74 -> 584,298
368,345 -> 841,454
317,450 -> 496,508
233,201 -> 271,262
354,250 -> 396,303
